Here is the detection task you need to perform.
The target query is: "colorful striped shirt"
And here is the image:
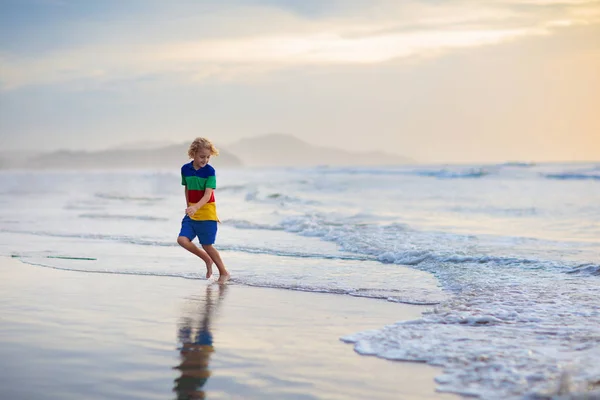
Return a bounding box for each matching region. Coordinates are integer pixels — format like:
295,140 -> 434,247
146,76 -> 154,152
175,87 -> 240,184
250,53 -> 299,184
181,162 -> 218,221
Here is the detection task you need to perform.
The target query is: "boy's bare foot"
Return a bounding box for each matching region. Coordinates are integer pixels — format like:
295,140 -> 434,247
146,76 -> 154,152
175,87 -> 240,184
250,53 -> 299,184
205,261 -> 213,279
217,272 -> 230,284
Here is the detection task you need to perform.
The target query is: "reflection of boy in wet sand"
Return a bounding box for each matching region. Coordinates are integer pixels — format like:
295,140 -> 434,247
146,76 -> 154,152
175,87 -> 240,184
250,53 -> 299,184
173,284 -> 227,400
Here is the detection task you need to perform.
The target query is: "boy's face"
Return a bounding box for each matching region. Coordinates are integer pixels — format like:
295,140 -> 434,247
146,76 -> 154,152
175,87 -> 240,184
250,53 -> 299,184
194,148 -> 211,168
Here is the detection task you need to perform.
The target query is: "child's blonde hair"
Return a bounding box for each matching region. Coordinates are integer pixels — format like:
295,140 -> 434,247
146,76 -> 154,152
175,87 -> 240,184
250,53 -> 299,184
188,137 -> 219,159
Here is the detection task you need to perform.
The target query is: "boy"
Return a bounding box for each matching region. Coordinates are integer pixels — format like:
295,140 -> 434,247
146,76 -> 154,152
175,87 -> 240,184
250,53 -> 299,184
177,137 -> 230,282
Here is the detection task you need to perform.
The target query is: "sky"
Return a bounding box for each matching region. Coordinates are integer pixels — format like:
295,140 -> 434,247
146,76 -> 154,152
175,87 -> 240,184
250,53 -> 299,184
0,0 -> 598,163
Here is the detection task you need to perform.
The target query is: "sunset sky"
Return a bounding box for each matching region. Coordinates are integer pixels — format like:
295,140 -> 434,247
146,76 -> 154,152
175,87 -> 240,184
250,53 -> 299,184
1,0 -> 598,163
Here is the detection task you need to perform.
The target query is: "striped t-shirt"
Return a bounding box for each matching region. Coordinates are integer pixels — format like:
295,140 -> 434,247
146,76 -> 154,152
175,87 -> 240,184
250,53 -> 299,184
181,162 -> 218,221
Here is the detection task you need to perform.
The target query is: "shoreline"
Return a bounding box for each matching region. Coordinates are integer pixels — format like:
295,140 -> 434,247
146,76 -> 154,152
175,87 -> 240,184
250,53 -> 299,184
0,256 -> 456,399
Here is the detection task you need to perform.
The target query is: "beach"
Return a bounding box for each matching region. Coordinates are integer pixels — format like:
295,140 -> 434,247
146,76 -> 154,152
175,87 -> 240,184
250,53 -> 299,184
0,164 -> 599,398
0,257 -> 455,400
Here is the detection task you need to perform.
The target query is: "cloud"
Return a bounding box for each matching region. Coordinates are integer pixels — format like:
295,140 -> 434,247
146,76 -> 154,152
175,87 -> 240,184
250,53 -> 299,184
0,0 -> 598,90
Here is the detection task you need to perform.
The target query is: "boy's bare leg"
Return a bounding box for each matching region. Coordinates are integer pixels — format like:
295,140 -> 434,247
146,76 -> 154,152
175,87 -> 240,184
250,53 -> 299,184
177,236 -> 214,278
201,244 -> 230,282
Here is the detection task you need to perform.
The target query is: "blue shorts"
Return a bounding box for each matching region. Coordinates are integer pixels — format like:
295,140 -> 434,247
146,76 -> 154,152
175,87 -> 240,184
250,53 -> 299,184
178,216 -> 218,245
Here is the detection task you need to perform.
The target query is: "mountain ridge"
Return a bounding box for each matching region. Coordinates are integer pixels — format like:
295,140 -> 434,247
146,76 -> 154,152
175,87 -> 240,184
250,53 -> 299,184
228,133 -> 414,167
0,133 -> 415,169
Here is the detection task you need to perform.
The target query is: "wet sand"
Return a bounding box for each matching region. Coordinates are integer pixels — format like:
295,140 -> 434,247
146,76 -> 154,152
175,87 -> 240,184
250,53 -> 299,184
0,257 -> 456,399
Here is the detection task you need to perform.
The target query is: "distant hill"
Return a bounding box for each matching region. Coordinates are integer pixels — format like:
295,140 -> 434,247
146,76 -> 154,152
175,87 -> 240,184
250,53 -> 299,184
0,134 -> 414,169
0,143 -> 242,169
228,133 -> 414,167
0,151 -> 38,168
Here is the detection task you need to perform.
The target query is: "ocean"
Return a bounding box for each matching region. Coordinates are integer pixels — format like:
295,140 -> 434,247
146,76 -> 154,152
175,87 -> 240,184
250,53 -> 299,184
1,162 -> 599,399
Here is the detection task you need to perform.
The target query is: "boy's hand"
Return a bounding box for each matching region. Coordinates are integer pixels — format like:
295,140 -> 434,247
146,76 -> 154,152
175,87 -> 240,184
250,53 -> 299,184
186,205 -> 199,217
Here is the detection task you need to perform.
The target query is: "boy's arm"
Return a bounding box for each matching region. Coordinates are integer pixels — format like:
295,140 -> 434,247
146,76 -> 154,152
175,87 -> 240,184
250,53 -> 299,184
185,167 -> 216,216
186,188 -> 213,215
182,170 -> 188,208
